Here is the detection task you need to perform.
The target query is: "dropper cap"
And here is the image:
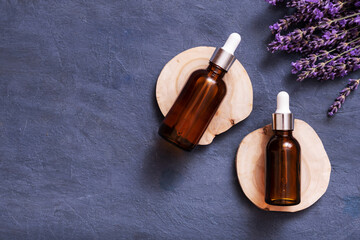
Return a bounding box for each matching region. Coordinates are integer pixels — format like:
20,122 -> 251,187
222,33 -> 241,55
210,33 -> 241,71
272,91 -> 294,131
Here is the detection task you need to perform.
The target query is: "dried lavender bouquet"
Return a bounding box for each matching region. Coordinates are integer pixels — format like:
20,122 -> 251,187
265,0 -> 360,116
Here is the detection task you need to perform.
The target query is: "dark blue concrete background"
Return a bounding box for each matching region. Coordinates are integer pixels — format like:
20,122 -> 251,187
0,0 -> 359,239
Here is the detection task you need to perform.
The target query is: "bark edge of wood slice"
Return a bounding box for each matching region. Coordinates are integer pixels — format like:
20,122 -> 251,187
156,46 -> 253,145
236,119 -> 331,212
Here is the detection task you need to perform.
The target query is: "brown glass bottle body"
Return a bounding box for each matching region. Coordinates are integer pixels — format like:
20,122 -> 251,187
158,63 -> 227,151
265,130 -> 301,206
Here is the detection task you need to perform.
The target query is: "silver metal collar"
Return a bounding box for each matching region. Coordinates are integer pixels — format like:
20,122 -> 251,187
272,113 -> 294,131
210,48 -> 236,71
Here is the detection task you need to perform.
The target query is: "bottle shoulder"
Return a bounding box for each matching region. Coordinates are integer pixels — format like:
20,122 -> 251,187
267,134 -> 300,151
187,69 -> 227,91
190,69 -> 208,77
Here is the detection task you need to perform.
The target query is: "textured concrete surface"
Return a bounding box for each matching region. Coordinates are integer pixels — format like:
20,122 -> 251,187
0,0 -> 359,239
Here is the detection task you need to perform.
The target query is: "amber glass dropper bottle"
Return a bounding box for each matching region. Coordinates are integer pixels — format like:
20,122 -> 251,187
158,33 -> 241,151
265,91 -> 301,206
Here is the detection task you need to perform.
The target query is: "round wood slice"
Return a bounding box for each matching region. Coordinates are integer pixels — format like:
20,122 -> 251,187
156,46 -> 253,145
236,119 -> 331,212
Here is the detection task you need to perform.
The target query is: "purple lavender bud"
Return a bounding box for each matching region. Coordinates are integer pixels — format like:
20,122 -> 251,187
350,48 -> 360,56
339,88 -> 351,97
337,57 -> 346,64
297,70 -> 310,81
337,42 -> 349,51
355,16 -> 360,24
308,54 -> 318,63
328,72 -> 336,80
306,26 -> 317,35
291,61 -> 303,74
319,18 -> 332,29
325,2 -> 342,16
336,95 -> 346,104
270,14 -> 303,34
336,63 -> 348,77
338,19 -> 347,28
270,23 -> 281,33
349,79 -> 360,90
328,106 -> 337,116
293,29 -> 304,41
314,8 -> 324,20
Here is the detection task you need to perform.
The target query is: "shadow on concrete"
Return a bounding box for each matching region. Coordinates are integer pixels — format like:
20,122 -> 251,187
141,137 -> 191,192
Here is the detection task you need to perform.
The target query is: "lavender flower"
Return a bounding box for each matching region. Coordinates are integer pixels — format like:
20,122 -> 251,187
328,78 -> 360,116
265,0 -> 360,116
270,13 -> 302,34
295,47 -> 360,81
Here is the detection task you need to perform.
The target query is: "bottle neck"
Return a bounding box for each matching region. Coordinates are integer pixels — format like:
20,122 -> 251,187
274,130 -> 293,137
207,62 -> 226,81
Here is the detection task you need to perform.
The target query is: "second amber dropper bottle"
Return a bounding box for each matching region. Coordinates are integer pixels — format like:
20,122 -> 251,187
158,33 -> 241,151
265,91 -> 301,206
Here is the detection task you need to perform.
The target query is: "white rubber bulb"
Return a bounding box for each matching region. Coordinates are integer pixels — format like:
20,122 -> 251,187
221,33 -> 241,55
275,91 -> 291,114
